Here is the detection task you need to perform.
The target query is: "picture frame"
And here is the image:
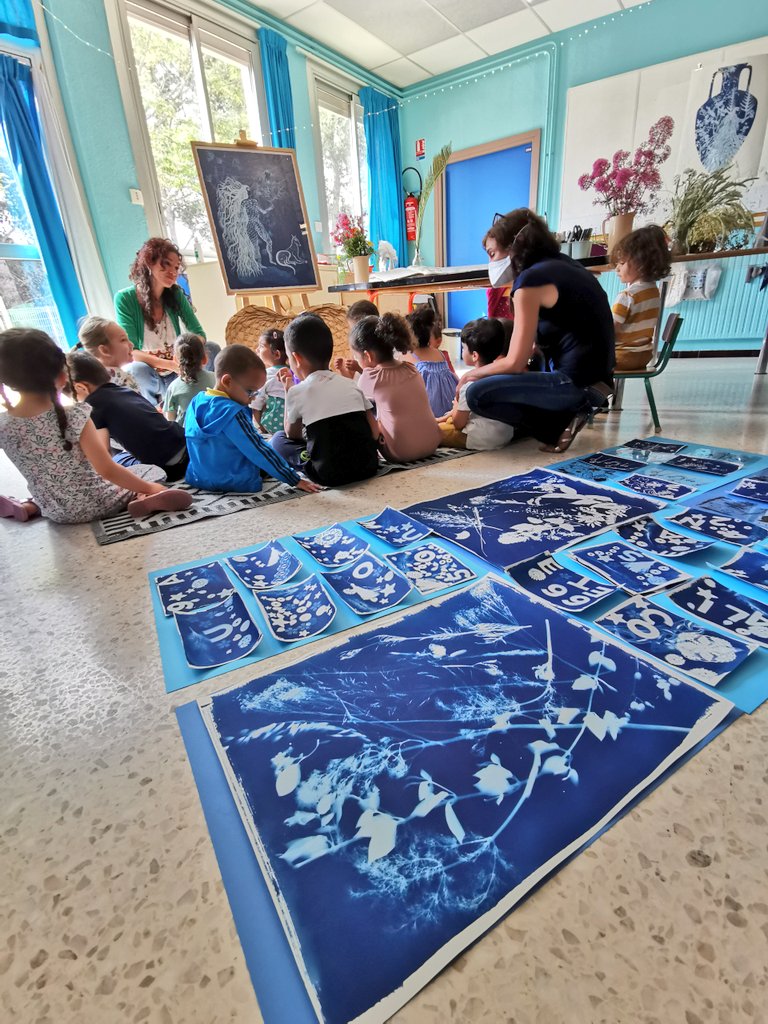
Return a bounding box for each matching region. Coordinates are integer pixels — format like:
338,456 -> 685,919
191,141 -> 320,296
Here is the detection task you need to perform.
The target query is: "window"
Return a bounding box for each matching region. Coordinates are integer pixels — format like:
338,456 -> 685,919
314,78 -> 368,250
121,1 -> 263,257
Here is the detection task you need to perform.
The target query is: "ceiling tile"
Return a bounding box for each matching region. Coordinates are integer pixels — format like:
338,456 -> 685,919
467,8 -> 548,55
535,0 -> 620,33
255,0 -> 315,17
326,0 -> 455,54
372,57 -> 431,88
407,34 -> 487,75
286,2 -> 401,66
423,0 -> 526,33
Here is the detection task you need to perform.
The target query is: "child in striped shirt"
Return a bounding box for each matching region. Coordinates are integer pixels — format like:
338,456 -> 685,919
612,226 -> 671,371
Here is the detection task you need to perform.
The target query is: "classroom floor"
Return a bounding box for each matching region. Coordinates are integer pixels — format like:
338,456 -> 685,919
1,356 -> 767,1024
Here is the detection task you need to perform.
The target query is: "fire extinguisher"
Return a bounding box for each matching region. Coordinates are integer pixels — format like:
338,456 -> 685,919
402,167 -> 422,242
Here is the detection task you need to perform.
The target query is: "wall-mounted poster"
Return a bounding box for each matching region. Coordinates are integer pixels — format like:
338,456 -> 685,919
192,142 -> 320,295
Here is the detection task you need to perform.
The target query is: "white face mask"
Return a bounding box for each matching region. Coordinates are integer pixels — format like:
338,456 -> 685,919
488,254 -> 514,287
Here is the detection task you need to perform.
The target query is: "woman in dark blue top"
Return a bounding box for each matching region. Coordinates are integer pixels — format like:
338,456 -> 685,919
464,208 -> 615,451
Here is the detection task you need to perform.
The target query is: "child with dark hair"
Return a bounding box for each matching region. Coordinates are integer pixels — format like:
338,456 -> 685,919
345,299 -> 379,325
271,313 -> 379,486
184,344 -> 319,494
437,319 -> 515,451
404,305 -> 458,416
0,329 -> 191,523
163,333 -> 214,426
252,328 -> 288,434
66,352 -> 189,479
612,225 -> 671,371
344,313 -> 440,463
77,316 -> 139,392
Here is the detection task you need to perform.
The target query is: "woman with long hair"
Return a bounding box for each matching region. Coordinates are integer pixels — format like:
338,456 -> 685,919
114,237 -> 218,405
463,209 -> 615,452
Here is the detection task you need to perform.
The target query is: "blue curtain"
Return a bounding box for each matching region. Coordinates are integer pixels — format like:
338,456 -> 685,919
0,1 -> 36,43
258,28 -> 295,149
0,56 -> 85,345
360,87 -> 407,267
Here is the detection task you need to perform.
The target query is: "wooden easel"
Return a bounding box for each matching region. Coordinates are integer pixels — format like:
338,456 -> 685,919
230,131 -> 317,314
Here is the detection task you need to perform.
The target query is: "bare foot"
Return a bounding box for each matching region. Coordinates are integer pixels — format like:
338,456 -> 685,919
127,488 -> 193,517
0,495 -> 40,522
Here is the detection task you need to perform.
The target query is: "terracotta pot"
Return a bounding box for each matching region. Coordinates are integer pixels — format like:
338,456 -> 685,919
351,255 -> 370,283
603,212 -> 636,258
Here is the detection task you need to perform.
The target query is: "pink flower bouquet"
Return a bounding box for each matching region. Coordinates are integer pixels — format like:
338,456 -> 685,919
331,212 -> 373,259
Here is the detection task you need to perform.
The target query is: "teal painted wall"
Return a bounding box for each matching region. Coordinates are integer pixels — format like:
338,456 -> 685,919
43,0 -> 148,297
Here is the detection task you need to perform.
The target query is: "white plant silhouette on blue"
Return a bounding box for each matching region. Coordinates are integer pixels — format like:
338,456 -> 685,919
356,507 -> 432,546
294,524 -> 370,567
227,541 -> 301,590
156,561 -> 234,616
204,577 -> 726,1024
619,473 -> 697,501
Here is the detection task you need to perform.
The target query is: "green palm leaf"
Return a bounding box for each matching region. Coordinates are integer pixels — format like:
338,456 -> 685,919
415,143 -> 452,251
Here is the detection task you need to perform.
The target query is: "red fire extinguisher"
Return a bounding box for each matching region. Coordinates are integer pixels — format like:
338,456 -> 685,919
402,167 -> 422,242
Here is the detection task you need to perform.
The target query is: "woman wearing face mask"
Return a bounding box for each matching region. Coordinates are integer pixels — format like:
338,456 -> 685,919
464,209 -> 615,452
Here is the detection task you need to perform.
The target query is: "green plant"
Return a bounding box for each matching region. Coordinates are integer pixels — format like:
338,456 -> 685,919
687,203 -> 755,252
666,166 -> 755,254
414,143 -> 452,252
331,212 -> 374,259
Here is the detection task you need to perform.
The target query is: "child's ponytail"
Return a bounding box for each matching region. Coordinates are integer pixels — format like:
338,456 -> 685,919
175,332 -> 206,384
351,312 -> 412,362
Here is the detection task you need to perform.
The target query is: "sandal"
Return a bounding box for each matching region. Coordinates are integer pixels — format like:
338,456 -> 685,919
540,411 -> 589,454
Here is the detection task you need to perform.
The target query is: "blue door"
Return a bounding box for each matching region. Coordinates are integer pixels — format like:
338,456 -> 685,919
445,143 -> 533,330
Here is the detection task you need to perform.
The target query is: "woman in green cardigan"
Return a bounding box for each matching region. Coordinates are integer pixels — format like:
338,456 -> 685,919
115,238 -> 219,405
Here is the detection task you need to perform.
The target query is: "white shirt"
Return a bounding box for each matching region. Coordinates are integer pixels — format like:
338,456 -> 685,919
457,381 -> 515,451
142,313 -> 176,355
251,365 -> 286,412
286,369 -> 371,427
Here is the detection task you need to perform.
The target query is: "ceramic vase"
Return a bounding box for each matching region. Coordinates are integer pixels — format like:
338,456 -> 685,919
351,255 -> 370,283
604,212 -> 636,259
695,64 -> 757,172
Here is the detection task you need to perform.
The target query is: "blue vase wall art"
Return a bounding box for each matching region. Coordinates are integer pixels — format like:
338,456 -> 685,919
695,64 -> 758,172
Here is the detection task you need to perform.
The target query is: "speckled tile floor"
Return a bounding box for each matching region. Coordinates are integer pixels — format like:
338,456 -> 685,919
1,357 -> 767,1024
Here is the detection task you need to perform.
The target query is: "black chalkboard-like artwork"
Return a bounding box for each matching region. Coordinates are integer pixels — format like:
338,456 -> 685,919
191,143 -> 319,295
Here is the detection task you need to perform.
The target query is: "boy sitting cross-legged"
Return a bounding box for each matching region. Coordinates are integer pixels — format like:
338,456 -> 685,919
437,318 -> 516,451
185,344 -> 320,493
271,312 -> 380,487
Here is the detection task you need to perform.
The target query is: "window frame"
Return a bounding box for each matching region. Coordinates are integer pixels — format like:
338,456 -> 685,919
105,0 -> 269,246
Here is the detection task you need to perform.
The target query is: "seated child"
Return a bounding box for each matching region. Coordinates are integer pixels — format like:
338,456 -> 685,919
437,318 -> 515,451
185,344 -> 319,494
405,305 -> 458,416
271,312 -> 380,487
163,333 -> 215,427
66,352 -> 189,480
0,328 -> 191,523
251,328 -> 288,434
333,299 -> 380,379
76,316 -> 139,392
612,225 -> 671,371
343,312 -> 440,463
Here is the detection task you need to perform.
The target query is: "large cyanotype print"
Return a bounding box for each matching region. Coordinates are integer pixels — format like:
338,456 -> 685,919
404,469 -> 662,569
202,577 -> 728,1024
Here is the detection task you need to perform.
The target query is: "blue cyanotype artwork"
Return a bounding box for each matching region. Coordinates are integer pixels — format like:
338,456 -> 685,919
357,507 -> 432,547
664,576 -> 768,648
506,554 -> 617,612
666,507 -> 768,547
256,576 -> 337,643
580,452 -> 648,473
201,576 -> 729,1024
321,552 -> 412,616
175,592 -> 262,669
695,64 -> 757,172
719,548 -> 768,594
664,455 -> 740,476
387,542 -> 477,595
570,540 -> 689,595
595,596 -> 756,686
731,476 -> 768,506
294,524 -> 370,568
156,561 -> 235,616
616,516 -> 715,558
227,541 -> 302,590
619,473 -> 697,502
622,439 -> 686,455
695,494 -> 768,528
404,469 -> 663,570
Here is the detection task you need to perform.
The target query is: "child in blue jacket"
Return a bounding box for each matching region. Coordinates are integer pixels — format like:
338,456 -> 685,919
185,345 -> 321,494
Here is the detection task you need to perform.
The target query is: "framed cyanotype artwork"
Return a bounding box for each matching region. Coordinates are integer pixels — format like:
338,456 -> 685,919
192,142 -> 320,295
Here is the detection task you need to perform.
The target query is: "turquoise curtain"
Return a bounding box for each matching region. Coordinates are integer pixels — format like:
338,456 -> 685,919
258,28 -> 295,149
0,56 -> 86,344
359,86 -> 407,266
0,0 -> 36,43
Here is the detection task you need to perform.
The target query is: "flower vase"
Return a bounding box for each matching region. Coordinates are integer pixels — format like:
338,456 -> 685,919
351,255 -> 370,284
604,212 -> 636,259
410,245 -> 424,268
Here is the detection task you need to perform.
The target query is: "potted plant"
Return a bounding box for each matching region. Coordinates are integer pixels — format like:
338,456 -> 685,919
331,212 -> 374,283
665,166 -> 755,255
578,116 -> 674,254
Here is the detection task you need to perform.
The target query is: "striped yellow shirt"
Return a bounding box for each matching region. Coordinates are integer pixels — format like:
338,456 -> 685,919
613,280 -> 660,366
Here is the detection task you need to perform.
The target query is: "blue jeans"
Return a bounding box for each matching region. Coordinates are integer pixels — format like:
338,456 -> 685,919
466,371 -> 591,446
270,430 -> 307,470
127,342 -> 221,405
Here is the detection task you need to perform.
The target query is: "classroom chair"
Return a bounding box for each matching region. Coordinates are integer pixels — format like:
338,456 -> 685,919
612,312 -> 684,433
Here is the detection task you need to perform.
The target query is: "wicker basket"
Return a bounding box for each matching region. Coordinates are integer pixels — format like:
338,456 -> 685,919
225,303 -> 350,367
